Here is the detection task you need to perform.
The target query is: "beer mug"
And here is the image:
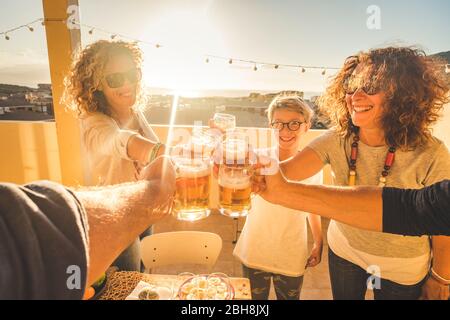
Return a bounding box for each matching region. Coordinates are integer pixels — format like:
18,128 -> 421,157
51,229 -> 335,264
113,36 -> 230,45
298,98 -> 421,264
172,155 -> 211,221
217,137 -> 253,217
191,127 -> 221,158
213,113 -> 236,133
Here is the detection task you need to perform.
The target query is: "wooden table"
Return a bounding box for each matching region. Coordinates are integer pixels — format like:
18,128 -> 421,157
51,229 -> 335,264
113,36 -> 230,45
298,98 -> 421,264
98,270 -> 252,300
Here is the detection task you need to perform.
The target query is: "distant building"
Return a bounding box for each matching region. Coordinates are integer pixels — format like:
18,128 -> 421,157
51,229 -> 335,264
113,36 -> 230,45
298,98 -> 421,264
26,91 -> 53,106
215,105 -> 226,112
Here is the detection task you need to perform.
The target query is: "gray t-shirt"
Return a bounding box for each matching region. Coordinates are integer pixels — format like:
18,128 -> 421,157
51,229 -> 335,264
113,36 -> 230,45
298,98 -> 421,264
308,129 -> 450,258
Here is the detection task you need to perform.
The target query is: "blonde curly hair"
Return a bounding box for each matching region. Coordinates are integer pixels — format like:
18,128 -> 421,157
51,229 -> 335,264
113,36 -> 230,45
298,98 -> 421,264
317,46 -> 449,150
63,40 -> 146,117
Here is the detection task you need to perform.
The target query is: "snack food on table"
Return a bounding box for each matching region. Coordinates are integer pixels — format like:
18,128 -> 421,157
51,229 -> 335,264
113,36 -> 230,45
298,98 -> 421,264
178,275 -> 233,300
138,287 -> 160,300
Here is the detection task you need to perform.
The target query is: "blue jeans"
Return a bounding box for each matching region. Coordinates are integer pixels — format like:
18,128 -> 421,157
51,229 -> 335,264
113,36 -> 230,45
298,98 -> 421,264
242,265 -> 304,300
328,249 -> 425,300
112,226 -> 153,272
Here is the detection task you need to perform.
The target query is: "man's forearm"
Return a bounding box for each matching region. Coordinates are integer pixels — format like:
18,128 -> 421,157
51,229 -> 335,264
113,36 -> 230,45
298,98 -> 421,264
75,180 -> 168,286
276,182 -> 383,232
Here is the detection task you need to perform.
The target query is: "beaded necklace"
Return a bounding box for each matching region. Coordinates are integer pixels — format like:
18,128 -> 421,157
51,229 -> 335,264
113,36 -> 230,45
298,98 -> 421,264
348,127 -> 396,187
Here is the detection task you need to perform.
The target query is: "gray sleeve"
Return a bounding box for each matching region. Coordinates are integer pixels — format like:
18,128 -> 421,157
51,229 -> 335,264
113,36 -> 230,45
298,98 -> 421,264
422,142 -> 450,186
306,129 -> 341,165
0,181 -> 89,300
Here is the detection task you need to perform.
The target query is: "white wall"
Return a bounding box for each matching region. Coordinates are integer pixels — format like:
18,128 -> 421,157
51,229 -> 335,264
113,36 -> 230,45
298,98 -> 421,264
433,103 -> 450,147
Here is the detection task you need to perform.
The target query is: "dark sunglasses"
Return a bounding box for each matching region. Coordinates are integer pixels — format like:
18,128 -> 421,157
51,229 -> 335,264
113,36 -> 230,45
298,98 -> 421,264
104,68 -> 141,89
343,76 -> 380,95
270,120 -> 306,131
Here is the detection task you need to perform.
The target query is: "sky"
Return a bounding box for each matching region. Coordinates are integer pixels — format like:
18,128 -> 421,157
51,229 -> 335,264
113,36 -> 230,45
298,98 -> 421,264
0,0 -> 449,94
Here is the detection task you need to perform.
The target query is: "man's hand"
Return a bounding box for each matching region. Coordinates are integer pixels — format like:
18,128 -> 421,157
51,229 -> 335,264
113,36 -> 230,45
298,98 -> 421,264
251,155 -> 286,205
139,156 -> 176,219
140,155 -> 175,182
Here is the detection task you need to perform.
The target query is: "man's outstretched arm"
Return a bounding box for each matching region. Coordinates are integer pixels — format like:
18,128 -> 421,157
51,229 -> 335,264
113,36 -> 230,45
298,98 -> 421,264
255,169 -> 450,236
75,156 -> 175,287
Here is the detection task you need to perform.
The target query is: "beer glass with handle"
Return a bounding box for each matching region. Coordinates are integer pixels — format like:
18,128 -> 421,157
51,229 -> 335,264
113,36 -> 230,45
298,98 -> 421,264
172,149 -> 211,221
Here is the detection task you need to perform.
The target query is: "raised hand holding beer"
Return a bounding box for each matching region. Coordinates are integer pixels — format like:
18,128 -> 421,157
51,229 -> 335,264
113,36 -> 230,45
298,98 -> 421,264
250,152 -> 284,205
139,155 -> 177,219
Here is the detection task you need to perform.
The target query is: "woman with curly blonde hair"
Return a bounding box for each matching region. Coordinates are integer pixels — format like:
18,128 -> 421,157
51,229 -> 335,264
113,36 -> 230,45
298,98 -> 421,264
277,46 -> 450,300
64,40 -> 165,271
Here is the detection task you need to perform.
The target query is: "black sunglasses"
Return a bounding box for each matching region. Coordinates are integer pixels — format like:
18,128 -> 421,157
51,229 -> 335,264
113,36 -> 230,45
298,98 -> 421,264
270,120 -> 306,131
343,76 -> 380,95
104,68 -> 141,89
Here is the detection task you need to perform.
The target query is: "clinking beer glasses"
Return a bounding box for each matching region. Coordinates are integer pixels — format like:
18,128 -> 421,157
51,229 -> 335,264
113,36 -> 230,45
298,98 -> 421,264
216,137 -> 254,218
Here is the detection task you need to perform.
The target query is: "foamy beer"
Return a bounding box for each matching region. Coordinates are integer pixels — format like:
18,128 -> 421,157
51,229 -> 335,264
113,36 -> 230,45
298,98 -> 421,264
172,156 -> 211,221
218,138 -> 253,217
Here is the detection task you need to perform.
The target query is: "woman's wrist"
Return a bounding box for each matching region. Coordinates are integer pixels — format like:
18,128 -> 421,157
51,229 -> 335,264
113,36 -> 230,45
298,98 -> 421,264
313,239 -> 323,247
156,143 -> 166,158
430,267 -> 450,285
147,142 -> 164,164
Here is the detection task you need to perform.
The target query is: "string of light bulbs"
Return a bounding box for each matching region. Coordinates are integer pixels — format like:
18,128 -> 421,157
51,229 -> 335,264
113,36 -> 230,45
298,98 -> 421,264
2,18 -> 448,75
0,18 -> 44,40
1,17 -> 341,75
70,19 -> 339,74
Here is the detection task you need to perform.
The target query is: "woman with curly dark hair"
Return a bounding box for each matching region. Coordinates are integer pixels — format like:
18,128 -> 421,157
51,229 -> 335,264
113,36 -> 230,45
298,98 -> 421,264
64,40 -> 166,272
278,46 -> 450,300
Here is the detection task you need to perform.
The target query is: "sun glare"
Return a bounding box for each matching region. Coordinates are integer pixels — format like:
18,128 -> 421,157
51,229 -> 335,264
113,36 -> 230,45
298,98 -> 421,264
141,8 -> 228,92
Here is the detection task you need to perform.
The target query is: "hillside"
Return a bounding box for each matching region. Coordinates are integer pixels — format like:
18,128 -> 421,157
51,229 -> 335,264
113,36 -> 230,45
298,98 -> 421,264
431,51 -> 450,63
0,84 -> 35,95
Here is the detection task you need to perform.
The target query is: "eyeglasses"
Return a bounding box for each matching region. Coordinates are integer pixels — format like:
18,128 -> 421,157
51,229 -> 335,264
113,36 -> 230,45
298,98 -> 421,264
343,76 -> 380,95
104,68 -> 141,89
270,120 -> 306,131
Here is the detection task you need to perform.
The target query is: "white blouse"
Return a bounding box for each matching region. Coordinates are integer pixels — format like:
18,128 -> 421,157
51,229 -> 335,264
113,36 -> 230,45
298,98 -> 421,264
80,111 -> 158,186
233,171 -> 323,277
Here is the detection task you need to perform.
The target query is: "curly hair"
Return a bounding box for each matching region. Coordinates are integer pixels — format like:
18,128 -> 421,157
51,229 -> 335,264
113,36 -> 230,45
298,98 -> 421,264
317,46 -> 449,150
63,40 -> 145,117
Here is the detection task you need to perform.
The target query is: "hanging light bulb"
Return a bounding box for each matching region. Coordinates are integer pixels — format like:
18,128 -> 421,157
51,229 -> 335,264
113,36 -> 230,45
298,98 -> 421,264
274,65 -> 279,69
205,58 -> 209,63
322,69 -> 326,75
27,26 -> 34,32
5,34 -> 10,40
253,64 -> 258,71
88,28 -> 94,35
228,58 -> 233,64
301,68 -> 306,73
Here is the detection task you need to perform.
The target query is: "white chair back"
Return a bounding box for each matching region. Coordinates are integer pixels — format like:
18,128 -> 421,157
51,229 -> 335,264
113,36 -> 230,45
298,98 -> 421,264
141,231 -> 222,272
